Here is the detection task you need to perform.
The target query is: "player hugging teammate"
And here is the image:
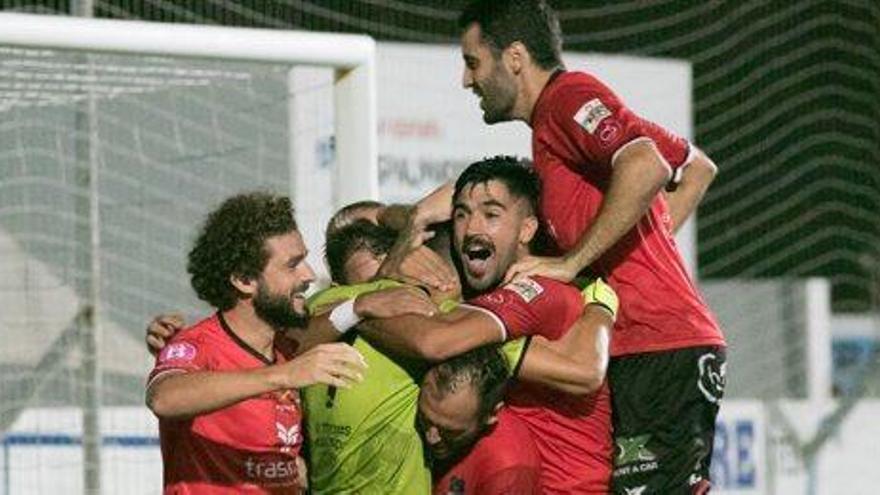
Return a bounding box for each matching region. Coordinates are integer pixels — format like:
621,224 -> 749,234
145,1 -> 727,494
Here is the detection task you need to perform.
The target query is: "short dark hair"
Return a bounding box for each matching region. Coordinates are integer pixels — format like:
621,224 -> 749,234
459,0 -> 563,71
430,345 -> 509,424
325,219 -> 396,285
325,200 -> 385,238
187,192 -> 298,310
453,155 -> 541,216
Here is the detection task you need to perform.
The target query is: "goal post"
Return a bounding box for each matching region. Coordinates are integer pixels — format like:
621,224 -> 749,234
0,12 -> 379,206
0,12 -> 375,494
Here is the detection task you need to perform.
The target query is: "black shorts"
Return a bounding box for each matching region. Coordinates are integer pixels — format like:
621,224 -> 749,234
609,345 -> 726,495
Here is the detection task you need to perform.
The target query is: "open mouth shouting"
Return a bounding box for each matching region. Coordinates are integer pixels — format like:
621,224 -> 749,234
461,236 -> 495,280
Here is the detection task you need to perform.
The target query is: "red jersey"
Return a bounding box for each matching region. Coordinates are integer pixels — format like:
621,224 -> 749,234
432,408 -> 540,495
147,314 -> 303,495
470,276 -> 613,494
531,70 -> 726,356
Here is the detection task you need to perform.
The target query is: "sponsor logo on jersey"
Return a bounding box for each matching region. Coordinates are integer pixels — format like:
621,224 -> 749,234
697,352 -> 726,404
614,434 -> 659,478
616,434 -> 657,465
276,422 -> 301,453
159,342 -> 197,363
597,120 -> 621,146
504,277 -> 544,303
574,98 -> 612,134
244,457 -> 297,482
624,486 -> 647,495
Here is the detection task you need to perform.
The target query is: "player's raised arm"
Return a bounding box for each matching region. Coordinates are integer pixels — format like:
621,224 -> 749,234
663,146 -> 717,234
516,279 -> 617,395
505,139 -> 671,283
378,180 -> 455,232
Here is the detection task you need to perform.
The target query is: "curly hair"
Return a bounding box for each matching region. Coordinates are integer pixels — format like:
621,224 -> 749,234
187,192 -> 298,310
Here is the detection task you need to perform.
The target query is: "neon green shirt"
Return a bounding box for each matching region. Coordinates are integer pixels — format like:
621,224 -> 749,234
305,281 -> 430,494
304,281 -> 526,494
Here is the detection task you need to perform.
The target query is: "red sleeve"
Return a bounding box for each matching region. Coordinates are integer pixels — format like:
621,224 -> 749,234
549,73 -> 691,174
468,276 -> 583,340
147,335 -> 209,388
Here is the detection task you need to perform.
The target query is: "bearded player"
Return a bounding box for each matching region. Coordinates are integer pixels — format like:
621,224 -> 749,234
359,157 -> 617,493
145,192 -> 367,494
406,2 -> 727,493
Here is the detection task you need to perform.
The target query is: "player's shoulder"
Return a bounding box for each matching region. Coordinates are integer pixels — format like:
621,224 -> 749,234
552,71 -> 619,102
511,275 -> 579,300
482,276 -> 574,303
170,314 -> 223,346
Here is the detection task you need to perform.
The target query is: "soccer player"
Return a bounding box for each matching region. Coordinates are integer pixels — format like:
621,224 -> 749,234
147,175 -> 616,494
145,192 -> 368,494
411,1 -> 727,493
420,345 -> 541,495
359,157 -> 617,493
307,210 -> 613,494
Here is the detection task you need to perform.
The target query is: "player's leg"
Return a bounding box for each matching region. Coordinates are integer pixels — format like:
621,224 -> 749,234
609,346 -> 726,494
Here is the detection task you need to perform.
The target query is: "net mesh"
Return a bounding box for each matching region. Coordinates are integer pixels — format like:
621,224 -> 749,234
0,45 -> 335,492
1,1 -> 879,493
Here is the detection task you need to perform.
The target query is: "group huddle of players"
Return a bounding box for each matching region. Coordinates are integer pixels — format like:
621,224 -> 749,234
144,1 -> 727,494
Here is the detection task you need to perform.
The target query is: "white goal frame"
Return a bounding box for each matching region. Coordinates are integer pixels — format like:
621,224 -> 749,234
0,12 -> 379,205
0,12 -> 376,494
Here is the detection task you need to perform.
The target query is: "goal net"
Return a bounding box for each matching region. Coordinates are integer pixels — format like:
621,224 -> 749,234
0,13 -> 375,494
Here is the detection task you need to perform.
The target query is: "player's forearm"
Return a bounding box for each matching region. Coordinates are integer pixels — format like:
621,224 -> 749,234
565,141 -> 670,271
359,310 -> 501,362
664,149 -> 717,233
518,306 -> 611,395
146,368 -> 282,419
414,181 -> 454,226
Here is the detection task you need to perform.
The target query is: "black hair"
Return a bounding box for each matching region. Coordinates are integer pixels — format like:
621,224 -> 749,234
458,0 -> 563,71
324,219 -> 397,284
325,200 -> 385,238
453,155 -> 541,216
430,344 -> 509,424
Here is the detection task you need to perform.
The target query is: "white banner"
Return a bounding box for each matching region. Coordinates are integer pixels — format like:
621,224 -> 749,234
712,401 -> 767,494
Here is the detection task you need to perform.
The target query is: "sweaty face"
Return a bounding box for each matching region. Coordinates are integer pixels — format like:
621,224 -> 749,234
452,180 -> 535,292
252,231 -> 315,330
461,24 -> 518,124
417,369 -> 483,462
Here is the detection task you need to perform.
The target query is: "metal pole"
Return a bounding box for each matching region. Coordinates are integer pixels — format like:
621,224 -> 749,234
71,3 -> 101,494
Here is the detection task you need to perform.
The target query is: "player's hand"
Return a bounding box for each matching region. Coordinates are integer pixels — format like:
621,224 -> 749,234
378,245 -> 458,295
277,343 -> 367,389
413,181 -> 454,228
354,286 -> 438,319
503,255 -> 579,284
294,456 -> 308,491
146,313 -> 186,356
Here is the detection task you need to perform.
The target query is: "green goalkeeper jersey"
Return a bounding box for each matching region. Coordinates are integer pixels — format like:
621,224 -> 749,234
304,280 -> 526,495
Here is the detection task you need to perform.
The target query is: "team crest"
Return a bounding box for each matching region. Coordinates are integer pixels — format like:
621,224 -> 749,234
504,277 -> 544,303
276,422 -> 301,452
573,98 -> 612,134
159,342 -> 197,363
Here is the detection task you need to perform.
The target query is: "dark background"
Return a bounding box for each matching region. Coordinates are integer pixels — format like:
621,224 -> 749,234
4,0 -> 877,311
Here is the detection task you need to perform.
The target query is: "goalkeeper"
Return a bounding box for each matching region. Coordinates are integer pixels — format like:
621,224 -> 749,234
146,159 -> 618,493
